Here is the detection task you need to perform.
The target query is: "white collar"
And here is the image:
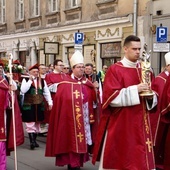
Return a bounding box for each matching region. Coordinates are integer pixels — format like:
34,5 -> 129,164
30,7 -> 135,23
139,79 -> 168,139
53,70 -> 60,74
71,73 -> 82,80
121,57 -> 138,68
165,70 -> 169,76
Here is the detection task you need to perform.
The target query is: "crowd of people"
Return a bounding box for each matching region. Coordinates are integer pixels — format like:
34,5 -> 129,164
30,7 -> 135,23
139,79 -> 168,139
1,35 -> 170,170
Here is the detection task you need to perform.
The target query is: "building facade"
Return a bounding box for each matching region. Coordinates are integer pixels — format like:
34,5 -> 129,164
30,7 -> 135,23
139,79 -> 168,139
145,0 -> 170,75
0,0 -> 149,71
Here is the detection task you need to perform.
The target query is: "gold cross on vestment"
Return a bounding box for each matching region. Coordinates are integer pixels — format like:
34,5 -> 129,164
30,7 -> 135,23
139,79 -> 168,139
146,138 -> 152,152
73,90 -> 80,99
77,132 -> 84,143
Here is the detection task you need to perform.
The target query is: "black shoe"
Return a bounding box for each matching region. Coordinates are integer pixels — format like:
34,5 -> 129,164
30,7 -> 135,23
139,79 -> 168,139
28,133 -> 36,150
30,143 -> 35,150
67,165 -> 80,170
34,141 -> 39,147
33,133 -> 40,147
67,165 -> 71,170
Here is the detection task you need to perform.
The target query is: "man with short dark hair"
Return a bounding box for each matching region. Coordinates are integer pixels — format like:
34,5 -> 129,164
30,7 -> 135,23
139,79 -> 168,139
85,63 -> 99,82
92,35 -> 157,169
45,59 -> 67,123
45,59 -> 65,98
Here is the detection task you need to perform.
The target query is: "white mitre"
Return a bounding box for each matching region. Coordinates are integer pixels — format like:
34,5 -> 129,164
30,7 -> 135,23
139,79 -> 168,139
70,50 -> 84,68
164,52 -> 170,66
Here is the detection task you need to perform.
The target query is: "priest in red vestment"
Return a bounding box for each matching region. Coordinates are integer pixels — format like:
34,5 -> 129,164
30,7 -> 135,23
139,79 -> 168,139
45,59 -> 68,123
150,52 -> 170,170
0,63 -> 24,169
0,65 -> 9,170
45,51 -> 97,170
92,35 -> 157,170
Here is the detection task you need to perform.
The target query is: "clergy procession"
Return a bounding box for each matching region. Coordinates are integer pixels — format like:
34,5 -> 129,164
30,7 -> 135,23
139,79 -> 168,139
1,35 -> 170,170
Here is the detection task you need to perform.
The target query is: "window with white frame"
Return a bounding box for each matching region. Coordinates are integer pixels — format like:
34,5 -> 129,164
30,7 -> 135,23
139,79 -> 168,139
0,0 -> 6,23
65,0 -> 81,9
47,0 -> 58,13
19,0 -> 24,19
30,0 -> 40,17
71,0 -> 77,7
16,0 -> 24,20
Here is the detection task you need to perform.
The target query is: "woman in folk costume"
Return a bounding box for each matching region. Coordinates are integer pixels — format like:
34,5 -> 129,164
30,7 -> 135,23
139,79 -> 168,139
20,64 -> 52,150
46,51 -> 98,170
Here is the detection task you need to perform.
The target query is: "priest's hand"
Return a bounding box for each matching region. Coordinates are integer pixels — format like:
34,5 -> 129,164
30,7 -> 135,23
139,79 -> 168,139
6,73 -> 13,79
137,83 -> 149,93
48,105 -> 53,111
93,81 -> 99,89
9,84 -> 17,91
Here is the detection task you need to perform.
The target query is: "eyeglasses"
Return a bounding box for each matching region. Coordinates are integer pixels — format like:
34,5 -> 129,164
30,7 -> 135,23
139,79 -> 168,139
63,67 -> 69,69
75,66 -> 85,69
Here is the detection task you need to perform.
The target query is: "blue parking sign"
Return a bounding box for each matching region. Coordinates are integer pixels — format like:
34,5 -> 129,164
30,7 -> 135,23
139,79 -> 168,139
75,32 -> 84,44
156,27 -> 168,42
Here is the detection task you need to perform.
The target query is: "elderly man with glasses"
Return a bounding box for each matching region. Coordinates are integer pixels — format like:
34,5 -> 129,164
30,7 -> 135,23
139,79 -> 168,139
63,63 -> 71,75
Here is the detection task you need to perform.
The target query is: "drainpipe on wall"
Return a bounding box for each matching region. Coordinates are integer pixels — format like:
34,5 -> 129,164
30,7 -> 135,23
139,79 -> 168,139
133,0 -> 138,35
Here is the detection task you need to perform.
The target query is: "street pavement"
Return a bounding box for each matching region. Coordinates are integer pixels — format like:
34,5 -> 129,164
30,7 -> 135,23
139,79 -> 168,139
7,135 -> 99,170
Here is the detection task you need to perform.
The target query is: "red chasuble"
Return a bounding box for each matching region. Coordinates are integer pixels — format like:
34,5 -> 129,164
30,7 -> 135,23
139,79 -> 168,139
45,72 -> 67,100
45,76 -> 96,162
92,62 -> 155,170
6,93 -> 24,155
151,74 -> 170,169
44,72 -> 68,123
150,72 -> 169,142
0,78 -> 9,141
0,77 -> 24,154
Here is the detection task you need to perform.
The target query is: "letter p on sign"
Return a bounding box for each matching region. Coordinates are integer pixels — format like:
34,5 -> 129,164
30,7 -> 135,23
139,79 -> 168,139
75,32 -> 84,44
156,27 -> 167,42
